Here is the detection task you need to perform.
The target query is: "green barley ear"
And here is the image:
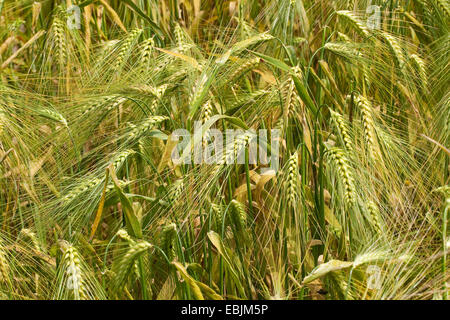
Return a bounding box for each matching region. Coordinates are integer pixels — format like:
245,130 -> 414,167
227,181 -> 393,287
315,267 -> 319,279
212,131 -> 253,177
367,201 -> 384,236
168,179 -> 184,204
149,84 -> 169,114
80,96 -> 120,117
160,223 -> 177,262
114,28 -> 143,71
201,100 -> 214,124
284,70 -> 301,119
231,199 -> 247,229
0,241 -> 9,285
324,42 -> 361,59
201,100 -> 214,146
230,90 -> 268,110
337,32 -> 352,42
353,95 -> 377,159
380,32 -> 405,70
274,116 -> 285,132
229,57 -> 261,82
189,74 -> 209,111
112,240 -> 152,291
61,178 -> 102,204
410,54 -> 428,90
110,149 -> 135,172
57,243 -> 87,300
140,38 -> 155,68
287,152 -> 299,207
36,109 -> 67,127
435,0 -> 450,17
51,15 -> 66,65
330,110 -> 353,151
210,203 -> 225,230
174,23 -> 185,48
18,228 -> 41,251
127,116 -> 168,142
336,10 -> 370,38
116,228 -> 135,244
326,147 -> 356,205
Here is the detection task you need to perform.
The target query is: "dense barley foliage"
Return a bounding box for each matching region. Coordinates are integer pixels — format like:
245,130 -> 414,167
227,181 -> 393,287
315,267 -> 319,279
0,0 -> 448,300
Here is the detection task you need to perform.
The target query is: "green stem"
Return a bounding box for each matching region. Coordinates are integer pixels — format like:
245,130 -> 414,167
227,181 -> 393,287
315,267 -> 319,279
443,202 -> 448,300
244,147 -> 254,216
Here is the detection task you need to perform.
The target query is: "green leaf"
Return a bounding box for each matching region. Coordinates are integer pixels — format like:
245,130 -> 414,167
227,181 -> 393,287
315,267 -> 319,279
121,0 -> 165,39
250,51 -> 291,72
292,74 -> 317,115
172,262 -> 204,300
302,260 -> 353,284
109,164 -> 142,239
207,231 -> 246,297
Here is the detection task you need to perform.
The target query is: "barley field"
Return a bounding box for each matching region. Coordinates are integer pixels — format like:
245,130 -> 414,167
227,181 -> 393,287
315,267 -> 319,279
0,0 -> 448,300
